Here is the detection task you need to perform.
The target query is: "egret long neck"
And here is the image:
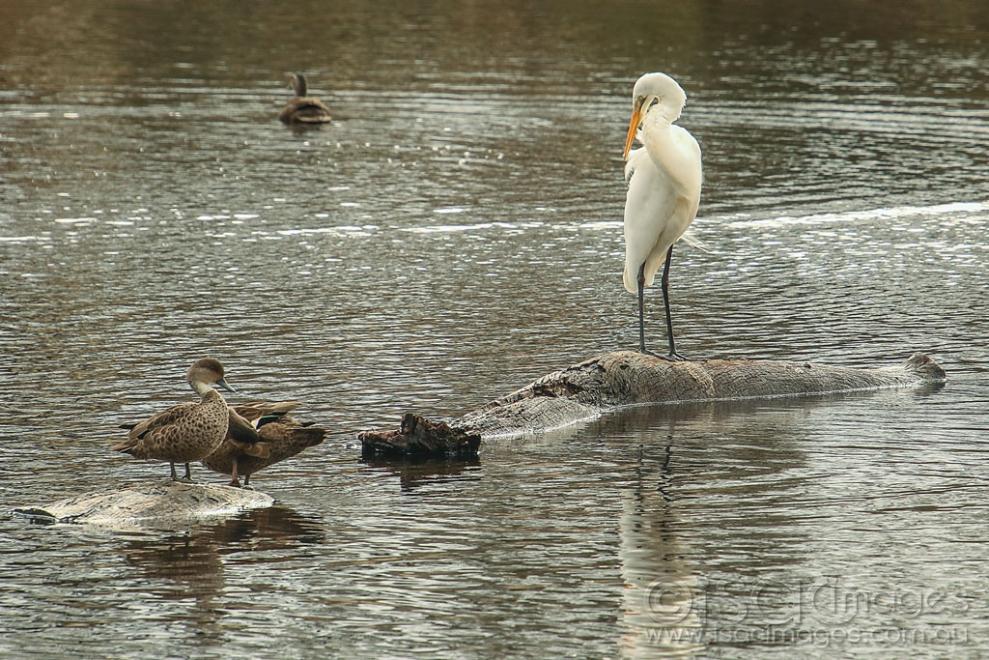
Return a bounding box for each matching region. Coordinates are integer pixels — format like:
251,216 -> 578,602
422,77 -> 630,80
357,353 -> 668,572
640,111 -> 696,196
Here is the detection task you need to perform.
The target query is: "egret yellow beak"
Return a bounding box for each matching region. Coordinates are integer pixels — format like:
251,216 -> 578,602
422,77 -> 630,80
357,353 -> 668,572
623,101 -> 643,161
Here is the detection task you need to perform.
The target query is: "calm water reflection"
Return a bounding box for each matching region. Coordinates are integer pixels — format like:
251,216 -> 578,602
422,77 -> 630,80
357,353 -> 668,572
2,0 -> 988,657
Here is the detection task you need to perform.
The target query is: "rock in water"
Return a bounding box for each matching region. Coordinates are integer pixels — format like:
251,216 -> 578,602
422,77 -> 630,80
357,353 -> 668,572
14,481 -> 273,530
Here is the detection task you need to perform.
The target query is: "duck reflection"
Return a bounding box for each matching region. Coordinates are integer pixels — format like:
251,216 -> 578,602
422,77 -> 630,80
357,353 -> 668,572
361,456 -> 482,492
120,505 -> 324,611
207,505 -> 325,548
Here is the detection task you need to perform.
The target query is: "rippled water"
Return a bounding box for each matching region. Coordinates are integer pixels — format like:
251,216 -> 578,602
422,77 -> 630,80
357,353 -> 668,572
2,0 -> 988,657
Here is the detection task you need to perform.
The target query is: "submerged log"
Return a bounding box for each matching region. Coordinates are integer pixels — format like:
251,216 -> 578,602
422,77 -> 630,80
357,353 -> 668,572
360,351 -> 946,454
14,481 -> 273,530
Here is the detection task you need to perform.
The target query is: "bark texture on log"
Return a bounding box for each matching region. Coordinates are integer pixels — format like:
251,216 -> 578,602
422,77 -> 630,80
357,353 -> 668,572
14,481 -> 273,530
455,351 -> 945,438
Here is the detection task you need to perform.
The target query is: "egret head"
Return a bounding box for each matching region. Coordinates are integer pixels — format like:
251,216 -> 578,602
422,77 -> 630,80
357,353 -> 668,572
623,72 -> 688,160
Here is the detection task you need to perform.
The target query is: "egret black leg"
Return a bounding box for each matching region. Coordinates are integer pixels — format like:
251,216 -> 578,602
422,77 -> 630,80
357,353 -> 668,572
661,245 -> 687,361
637,263 -> 646,353
637,263 -> 659,357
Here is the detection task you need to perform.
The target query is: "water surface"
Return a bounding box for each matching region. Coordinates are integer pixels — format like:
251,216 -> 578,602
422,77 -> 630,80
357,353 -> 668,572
1,0 -> 988,657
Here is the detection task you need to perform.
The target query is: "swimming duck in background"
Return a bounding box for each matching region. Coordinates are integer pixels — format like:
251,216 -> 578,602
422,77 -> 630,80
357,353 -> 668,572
278,72 -> 332,124
202,400 -> 326,488
113,358 -> 248,482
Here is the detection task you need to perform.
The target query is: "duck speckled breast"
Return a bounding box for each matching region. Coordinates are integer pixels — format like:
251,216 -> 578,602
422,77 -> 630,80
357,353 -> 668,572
128,391 -> 230,463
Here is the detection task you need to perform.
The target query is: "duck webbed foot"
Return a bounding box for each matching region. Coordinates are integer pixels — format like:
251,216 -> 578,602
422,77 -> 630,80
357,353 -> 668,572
226,460 -> 242,488
174,463 -> 195,483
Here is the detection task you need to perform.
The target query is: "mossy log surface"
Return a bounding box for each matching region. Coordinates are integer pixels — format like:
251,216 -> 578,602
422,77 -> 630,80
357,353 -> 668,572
360,351 -> 946,454
14,481 -> 273,530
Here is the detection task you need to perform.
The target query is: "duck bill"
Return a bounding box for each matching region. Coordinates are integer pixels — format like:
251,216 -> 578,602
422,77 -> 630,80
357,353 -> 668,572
623,103 -> 643,161
216,378 -> 237,394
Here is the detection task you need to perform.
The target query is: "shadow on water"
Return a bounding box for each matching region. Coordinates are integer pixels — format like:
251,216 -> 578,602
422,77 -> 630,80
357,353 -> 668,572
361,456 -> 482,492
283,121 -> 332,137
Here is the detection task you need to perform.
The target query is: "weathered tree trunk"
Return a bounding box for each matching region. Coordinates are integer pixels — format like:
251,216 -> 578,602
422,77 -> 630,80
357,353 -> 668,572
360,351 -> 945,455
15,481 -> 273,530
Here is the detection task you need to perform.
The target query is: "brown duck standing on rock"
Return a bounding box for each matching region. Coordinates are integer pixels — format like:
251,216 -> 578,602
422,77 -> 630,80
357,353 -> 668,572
113,358 -> 246,482
279,72 -> 332,124
202,400 -> 326,488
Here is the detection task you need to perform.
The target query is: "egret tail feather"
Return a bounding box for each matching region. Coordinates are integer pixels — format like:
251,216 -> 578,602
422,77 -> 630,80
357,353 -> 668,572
624,259 -> 661,294
679,230 -> 712,253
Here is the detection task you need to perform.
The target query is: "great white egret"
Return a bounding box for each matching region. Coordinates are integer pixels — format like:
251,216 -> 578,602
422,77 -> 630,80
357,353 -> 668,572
622,72 -> 702,360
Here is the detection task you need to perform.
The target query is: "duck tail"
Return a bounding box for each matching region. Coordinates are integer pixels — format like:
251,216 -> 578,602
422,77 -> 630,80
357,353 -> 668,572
296,426 -> 327,447
111,436 -> 138,454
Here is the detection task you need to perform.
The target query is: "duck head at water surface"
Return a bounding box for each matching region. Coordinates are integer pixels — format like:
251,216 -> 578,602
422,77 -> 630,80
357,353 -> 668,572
113,358 -> 244,482
279,72 -> 332,125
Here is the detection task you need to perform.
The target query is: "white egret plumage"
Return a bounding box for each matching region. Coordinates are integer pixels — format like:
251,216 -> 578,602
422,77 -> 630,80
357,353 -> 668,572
622,72 -> 702,360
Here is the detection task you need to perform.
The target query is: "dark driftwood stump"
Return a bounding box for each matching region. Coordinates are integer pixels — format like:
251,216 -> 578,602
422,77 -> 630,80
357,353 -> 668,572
359,414 -> 481,459
359,351 -> 946,457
